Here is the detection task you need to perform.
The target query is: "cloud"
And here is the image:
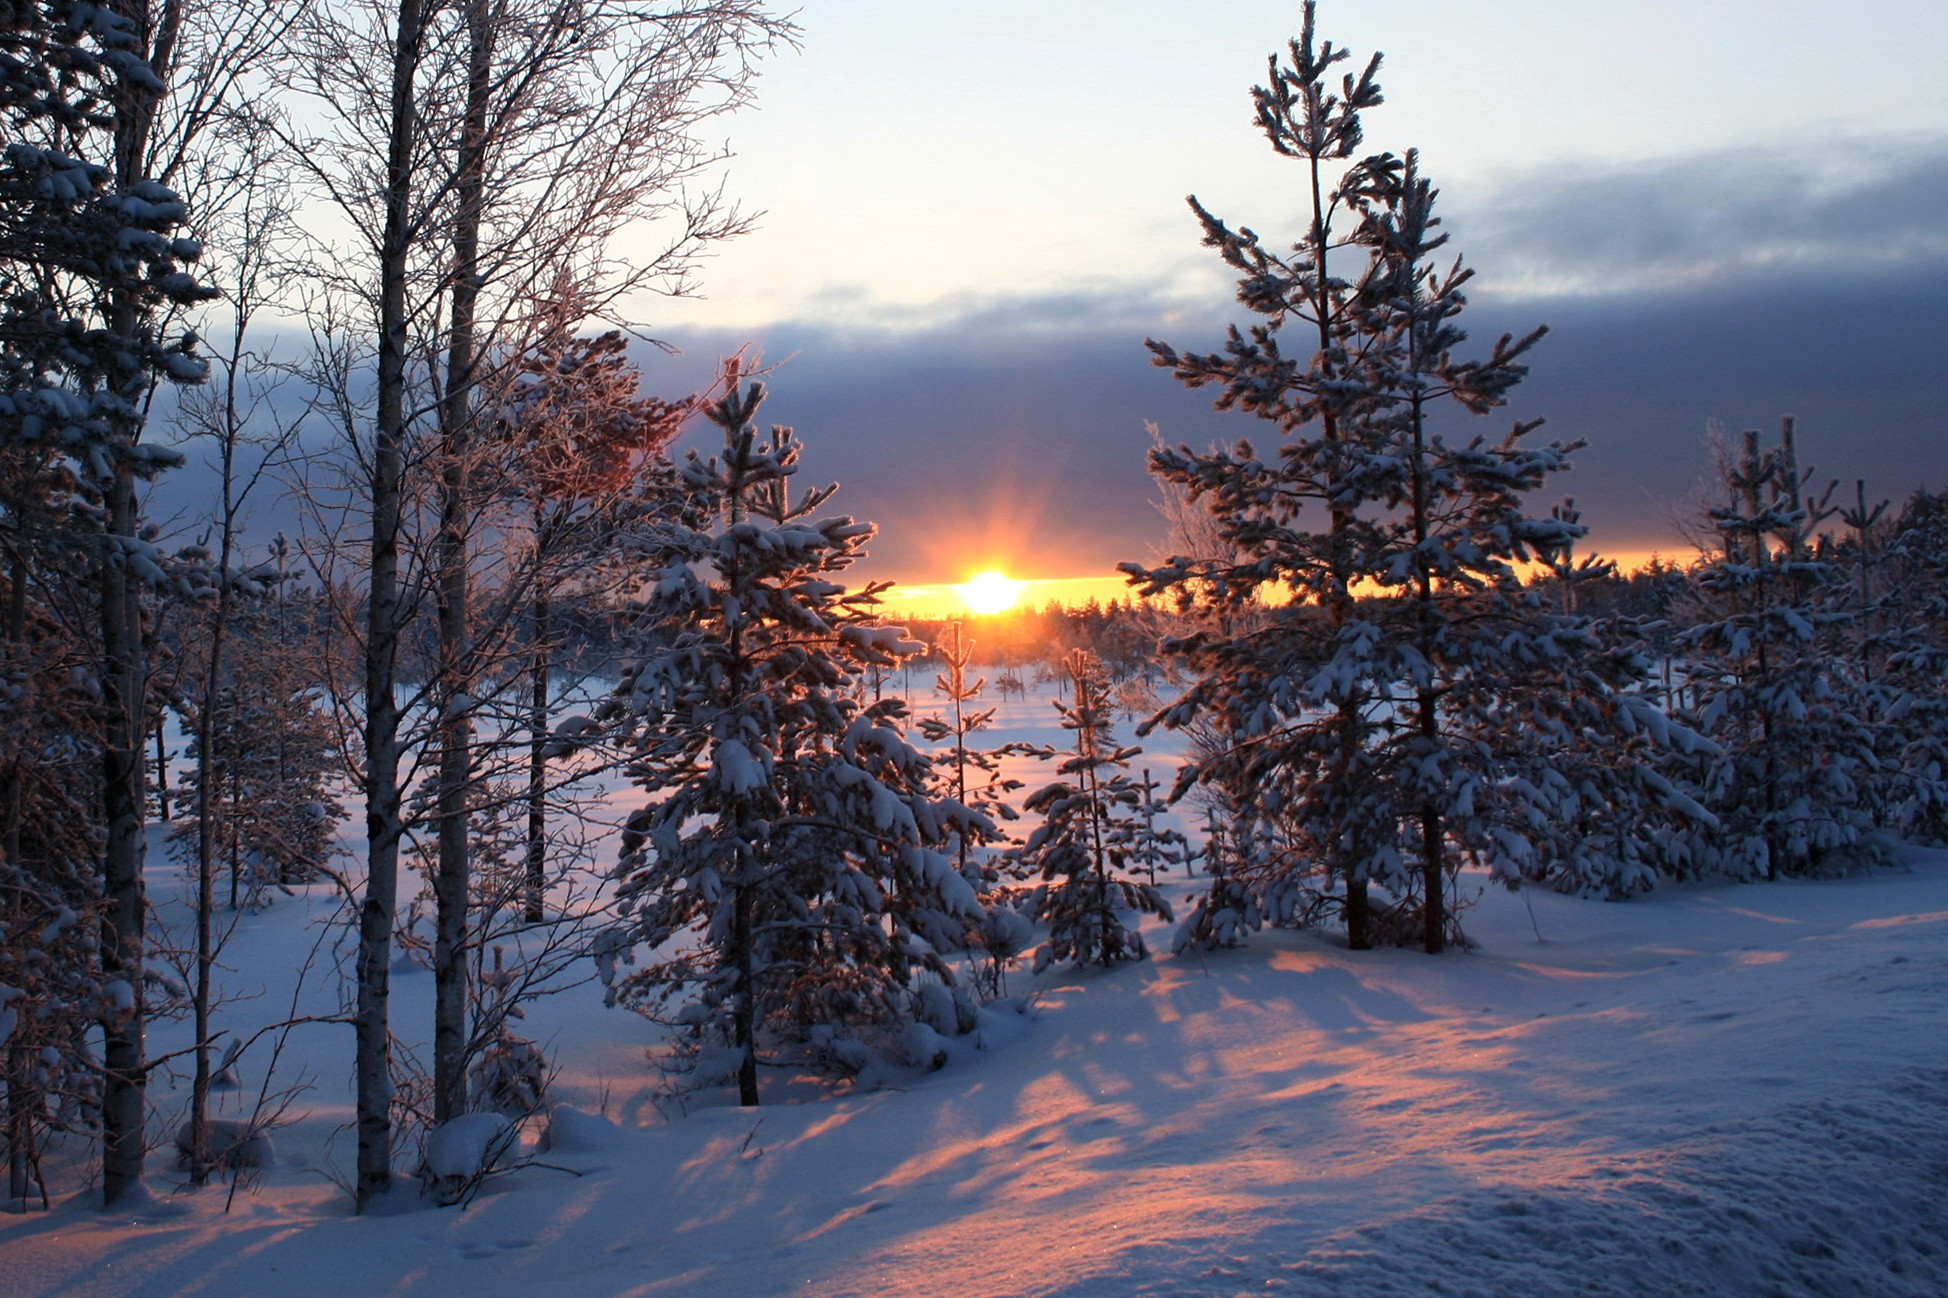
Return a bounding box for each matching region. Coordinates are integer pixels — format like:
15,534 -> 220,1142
1449,134 -> 1948,298
652,140 -> 1948,579
142,139 -> 1948,588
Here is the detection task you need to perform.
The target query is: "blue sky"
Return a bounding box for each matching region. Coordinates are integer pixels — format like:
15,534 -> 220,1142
621,1 -> 1948,587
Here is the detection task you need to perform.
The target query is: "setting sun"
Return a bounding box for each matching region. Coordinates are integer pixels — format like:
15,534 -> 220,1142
958,569 -> 1025,616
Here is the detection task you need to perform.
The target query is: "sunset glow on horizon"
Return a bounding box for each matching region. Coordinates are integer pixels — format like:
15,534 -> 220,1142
957,570 -> 1027,616
870,548 -> 1684,621
875,573 -> 1142,619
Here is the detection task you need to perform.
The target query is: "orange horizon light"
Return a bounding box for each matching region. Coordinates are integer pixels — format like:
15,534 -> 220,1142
957,569 -> 1026,616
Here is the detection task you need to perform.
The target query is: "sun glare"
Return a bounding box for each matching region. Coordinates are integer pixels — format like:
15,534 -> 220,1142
959,569 -> 1025,616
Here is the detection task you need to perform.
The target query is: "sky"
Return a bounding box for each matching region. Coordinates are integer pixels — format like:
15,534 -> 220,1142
627,0 -> 1948,600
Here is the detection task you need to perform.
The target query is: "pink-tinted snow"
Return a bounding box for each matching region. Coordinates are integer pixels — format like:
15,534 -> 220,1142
4,683 -> 1943,1297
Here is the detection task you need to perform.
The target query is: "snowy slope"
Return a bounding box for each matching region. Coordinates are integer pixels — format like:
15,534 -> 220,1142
4,681 -> 1945,1297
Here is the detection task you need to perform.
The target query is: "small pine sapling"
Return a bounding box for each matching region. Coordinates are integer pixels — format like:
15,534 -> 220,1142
1172,803 -> 1262,953
1019,650 -> 1172,969
916,623 -> 1031,997
916,622 -> 1025,884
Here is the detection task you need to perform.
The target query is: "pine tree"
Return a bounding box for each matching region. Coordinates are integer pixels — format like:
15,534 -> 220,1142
916,622 -> 1024,882
2,0 -> 216,1203
1126,3 -> 1696,951
0,573 -> 106,1207
1882,490 -> 1948,844
1500,509 -> 1719,898
492,315 -> 685,924
1673,421 -> 1887,876
915,623 -> 1029,997
606,371 -> 987,1104
169,548 -> 343,906
1018,649 -> 1172,969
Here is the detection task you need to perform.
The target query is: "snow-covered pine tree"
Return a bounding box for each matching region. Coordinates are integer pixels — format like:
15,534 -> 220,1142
1673,421 -> 1888,877
916,622 -> 1024,884
1122,4 -> 1396,948
1126,3 -> 1695,951
1171,800 -> 1263,953
492,312 -> 686,924
1882,489 -> 1948,844
606,370 -> 987,1104
915,623 -> 1030,997
168,549 -> 343,905
1499,504 -> 1719,897
1018,649 -> 1172,969
2,0 -> 216,1203
0,574 -> 108,1208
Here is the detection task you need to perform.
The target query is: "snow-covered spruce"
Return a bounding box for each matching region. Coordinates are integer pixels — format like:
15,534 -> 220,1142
915,623 -> 1032,995
1868,488 -> 1948,846
604,370 -> 989,1104
1124,3 -> 1705,951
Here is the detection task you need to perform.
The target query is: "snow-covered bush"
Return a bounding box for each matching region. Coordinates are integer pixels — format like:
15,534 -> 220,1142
468,1031 -> 549,1118
421,1112 -> 517,1207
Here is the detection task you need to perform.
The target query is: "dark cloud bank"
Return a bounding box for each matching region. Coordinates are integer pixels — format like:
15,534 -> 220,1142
143,141 -> 1946,586
654,141 -> 1948,581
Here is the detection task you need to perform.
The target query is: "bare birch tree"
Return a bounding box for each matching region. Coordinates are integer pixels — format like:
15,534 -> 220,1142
286,0 -> 791,1207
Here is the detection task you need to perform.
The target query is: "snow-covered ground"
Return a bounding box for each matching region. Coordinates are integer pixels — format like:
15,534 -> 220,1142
5,676 -> 1945,1297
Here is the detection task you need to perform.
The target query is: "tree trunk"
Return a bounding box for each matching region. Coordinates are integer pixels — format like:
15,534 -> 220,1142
1419,796 -> 1444,955
152,719 -> 169,822
95,0 -> 194,1207
733,863 -> 759,1106
432,0 -> 493,1128
3,547 -> 24,882
189,574 -> 229,1185
525,589 -> 549,924
99,469 -> 149,1205
355,0 -> 427,1211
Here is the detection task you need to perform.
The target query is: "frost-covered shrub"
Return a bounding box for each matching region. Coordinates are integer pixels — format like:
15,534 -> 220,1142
173,1118 -> 274,1172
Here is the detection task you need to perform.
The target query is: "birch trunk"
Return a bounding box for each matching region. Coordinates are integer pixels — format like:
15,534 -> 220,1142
354,0 -> 426,1211
431,0 -> 493,1128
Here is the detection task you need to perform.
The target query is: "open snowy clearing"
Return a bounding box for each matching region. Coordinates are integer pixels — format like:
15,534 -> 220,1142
5,831 -> 1944,1297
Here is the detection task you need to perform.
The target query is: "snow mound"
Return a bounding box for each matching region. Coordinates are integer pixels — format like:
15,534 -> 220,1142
537,1104 -> 623,1155
424,1112 -> 514,1183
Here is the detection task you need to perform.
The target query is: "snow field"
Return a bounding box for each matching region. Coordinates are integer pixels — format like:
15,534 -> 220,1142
2,677 -> 1943,1297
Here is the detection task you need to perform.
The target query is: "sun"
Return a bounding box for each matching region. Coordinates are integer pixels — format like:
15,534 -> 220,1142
958,569 -> 1025,616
